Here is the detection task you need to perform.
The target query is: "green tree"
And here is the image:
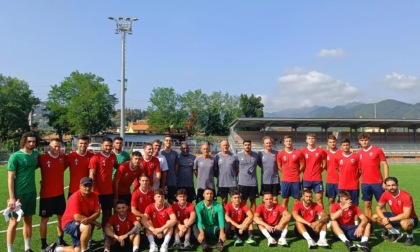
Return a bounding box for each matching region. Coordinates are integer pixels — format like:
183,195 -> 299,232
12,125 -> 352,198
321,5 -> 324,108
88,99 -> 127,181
0,74 -> 39,140
146,87 -> 187,134
239,94 -> 264,117
45,71 -> 117,139
180,89 -> 207,135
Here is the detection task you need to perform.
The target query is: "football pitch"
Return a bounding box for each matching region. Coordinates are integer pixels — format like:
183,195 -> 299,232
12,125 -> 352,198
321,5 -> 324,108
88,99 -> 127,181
0,164 -> 419,251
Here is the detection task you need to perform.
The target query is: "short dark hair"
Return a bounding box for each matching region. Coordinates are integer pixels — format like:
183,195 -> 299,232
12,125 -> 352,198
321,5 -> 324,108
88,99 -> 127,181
328,135 -> 337,140
230,190 -> 241,197
176,188 -> 187,196
131,151 -> 142,157
338,190 -> 351,199
358,132 -> 371,140
384,177 -> 399,185
243,139 -> 252,145
153,139 -> 162,145
143,142 -> 152,149
154,188 -> 165,196
115,199 -> 127,206
341,138 -> 350,144
114,136 -> 124,141
78,134 -> 90,141
302,188 -> 313,195
262,191 -> 273,197
102,137 -> 113,143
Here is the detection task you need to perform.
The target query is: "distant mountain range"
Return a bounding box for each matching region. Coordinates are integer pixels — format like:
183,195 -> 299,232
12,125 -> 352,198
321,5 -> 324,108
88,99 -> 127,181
265,99 -> 420,119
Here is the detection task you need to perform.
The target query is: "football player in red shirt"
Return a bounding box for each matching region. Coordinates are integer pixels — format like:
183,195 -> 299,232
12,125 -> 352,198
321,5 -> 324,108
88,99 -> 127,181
292,189 -> 329,249
171,189 -> 196,249
325,135 -> 340,207
372,177 -> 418,246
337,139 -> 361,205
224,190 -> 255,246
38,138 -> 68,250
142,189 -> 177,252
300,133 -> 327,208
254,191 -> 291,247
113,151 -> 144,206
131,174 -> 155,221
358,132 -> 389,219
331,190 -> 371,252
104,200 -> 141,252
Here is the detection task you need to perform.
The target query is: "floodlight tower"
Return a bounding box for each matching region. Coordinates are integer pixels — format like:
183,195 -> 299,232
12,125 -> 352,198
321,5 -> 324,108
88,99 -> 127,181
108,16 -> 138,139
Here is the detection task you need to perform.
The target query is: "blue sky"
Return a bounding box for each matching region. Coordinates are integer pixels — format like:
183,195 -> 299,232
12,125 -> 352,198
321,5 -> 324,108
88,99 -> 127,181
2,1 -> 420,113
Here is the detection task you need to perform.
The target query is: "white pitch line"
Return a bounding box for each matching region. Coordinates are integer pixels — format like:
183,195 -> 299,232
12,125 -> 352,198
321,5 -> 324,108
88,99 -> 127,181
0,220 -> 58,234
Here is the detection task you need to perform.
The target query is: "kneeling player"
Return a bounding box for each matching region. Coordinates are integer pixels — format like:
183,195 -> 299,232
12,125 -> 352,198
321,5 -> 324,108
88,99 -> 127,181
104,200 -> 141,252
172,189 -> 196,249
224,190 -> 255,246
292,189 -> 329,249
142,189 -> 177,252
254,191 -> 291,247
331,190 -> 371,252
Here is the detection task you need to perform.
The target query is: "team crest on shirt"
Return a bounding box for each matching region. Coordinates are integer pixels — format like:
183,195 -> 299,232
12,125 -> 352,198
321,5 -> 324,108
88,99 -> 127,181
389,200 -> 392,206
200,162 -> 203,165
305,154 -> 309,159
177,211 -> 180,217
316,153 -> 319,157
139,198 -> 143,203
310,210 -> 314,216
339,160 -> 344,165
273,211 -> 277,216
102,160 -> 106,167
251,157 -> 255,161
219,159 -> 223,163
116,224 -> 120,232
75,159 -> 79,165
153,212 -> 156,218
151,164 -> 155,169
327,156 -> 330,161
348,212 -> 352,217
238,210 -> 242,215
161,212 -> 167,217
351,159 -> 355,163
60,158 -> 64,163
283,156 -> 287,161
369,152 -> 373,156
398,201 -> 401,206
47,161 -> 51,167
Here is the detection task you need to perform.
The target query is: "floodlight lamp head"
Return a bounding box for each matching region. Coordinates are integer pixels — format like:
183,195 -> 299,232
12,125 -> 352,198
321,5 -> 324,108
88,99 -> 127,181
108,17 -> 114,20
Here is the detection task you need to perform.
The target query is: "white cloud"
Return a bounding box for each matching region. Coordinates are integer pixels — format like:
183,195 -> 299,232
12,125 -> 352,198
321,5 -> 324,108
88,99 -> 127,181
263,70 -> 359,112
382,72 -> 420,90
316,48 -> 346,58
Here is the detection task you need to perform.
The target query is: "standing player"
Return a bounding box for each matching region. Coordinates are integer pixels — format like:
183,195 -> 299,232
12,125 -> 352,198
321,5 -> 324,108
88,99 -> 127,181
358,132 -> 389,219
337,139 -> 361,205
194,188 -> 226,252
300,133 -> 327,208
6,132 -> 40,252
142,189 -> 177,252
171,189 -> 196,249
224,190 -> 255,246
254,191 -> 291,247
372,177 -> 418,246
104,200 -> 141,252
214,139 -> 238,207
89,137 -> 118,238
131,174 -> 155,221
292,189 -> 329,248
258,136 -> 280,203
194,143 -> 216,203
277,135 -> 305,210
112,136 -> 130,177
237,140 -> 259,214
66,134 -> 93,198
330,190 -> 371,252
152,140 -> 169,192
139,143 -> 161,190
113,151 -> 144,206
176,143 -> 196,203
160,135 -> 179,204
38,139 -> 68,250
325,135 -> 341,206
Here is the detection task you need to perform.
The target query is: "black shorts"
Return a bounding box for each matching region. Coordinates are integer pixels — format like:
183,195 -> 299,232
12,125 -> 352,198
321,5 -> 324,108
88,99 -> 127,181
238,185 -> 259,201
218,187 -> 238,199
196,188 -> 217,203
166,186 -> 177,202
39,194 -> 66,217
99,194 -> 114,210
111,237 -> 131,249
177,187 -> 196,203
118,194 -> 132,206
294,224 -> 319,240
260,184 -> 281,196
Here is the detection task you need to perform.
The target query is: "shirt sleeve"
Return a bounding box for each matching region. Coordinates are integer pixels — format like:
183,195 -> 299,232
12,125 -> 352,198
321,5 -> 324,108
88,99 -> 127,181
193,157 -> 199,171
160,156 -> 169,172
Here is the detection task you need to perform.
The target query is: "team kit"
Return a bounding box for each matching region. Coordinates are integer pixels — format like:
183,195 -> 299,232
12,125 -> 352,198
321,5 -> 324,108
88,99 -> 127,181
5,133 -> 418,252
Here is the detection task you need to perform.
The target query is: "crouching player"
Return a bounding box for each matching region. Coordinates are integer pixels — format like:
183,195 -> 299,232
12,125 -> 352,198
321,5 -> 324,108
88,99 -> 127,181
104,200 -> 141,252
224,190 -> 255,246
254,191 -> 291,247
331,190 -> 371,252
171,189 -> 196,249
292,189 -> 329,249
142,189 -> 177,252
372,177 -> 418,246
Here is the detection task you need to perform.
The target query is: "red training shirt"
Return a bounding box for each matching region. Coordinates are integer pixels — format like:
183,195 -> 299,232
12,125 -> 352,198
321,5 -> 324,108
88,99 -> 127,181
331,203 -> 363,226
172,202 -> 195,224
107,212 -> 138,236
255,203 -> 286,226
131,188 -> 155,214
277,149 -> 304,182
358,146 -> 386,184
337,152 -> 360,190
39,152 -> 66,198
224,202 -> 250,224
301,146 -> 327,181
378,189 -> 418,218
61,190 -> 100,228
66,151 -> 94,194
89,152 -> 118,195
326,149 -> 341,184
292,201 -> 324,223
144,203 -> 174,228
114,161 -> 144,195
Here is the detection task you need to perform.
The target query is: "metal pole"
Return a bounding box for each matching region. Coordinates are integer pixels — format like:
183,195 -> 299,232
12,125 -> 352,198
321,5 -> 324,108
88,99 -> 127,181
121,31 -> 126,139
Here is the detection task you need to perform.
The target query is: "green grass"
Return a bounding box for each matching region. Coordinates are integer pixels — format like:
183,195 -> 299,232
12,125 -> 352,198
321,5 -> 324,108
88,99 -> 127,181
0,164 -> 419,251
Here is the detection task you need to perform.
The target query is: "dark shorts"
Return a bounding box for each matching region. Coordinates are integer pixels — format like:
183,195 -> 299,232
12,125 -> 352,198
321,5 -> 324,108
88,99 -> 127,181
63,220 -> 82,246
361,183 -> 384,202
338,224 -> 358,241
166,186 -> 177,202
302,180 -> 324,193
294,224 -> 319,240
177,187 -> 196,203
39,194 -> 66,217
111,237 -> 131,249
383,212 -> 419,228
342,189 -> 359,205
16,191 -> 37,217
218,187 -> 238,199
325,183 -> 339,199
196,188 -> 217,203
118,194 -> 132,206
99,194 -> 114,210
238,185 -> 259,201
281,181 -> 301,199
261,183 -> 281,196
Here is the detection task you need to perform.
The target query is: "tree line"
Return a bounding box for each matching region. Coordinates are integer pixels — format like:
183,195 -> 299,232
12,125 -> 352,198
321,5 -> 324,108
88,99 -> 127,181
0,71 -> 264,143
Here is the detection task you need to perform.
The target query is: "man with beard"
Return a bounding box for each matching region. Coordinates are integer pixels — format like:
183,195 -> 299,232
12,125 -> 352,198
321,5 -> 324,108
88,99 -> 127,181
160,135 -> 179,204
112,137 -> 130,177
176,143 -> 196,203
